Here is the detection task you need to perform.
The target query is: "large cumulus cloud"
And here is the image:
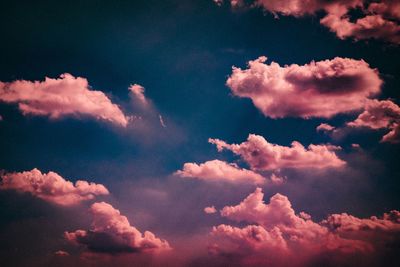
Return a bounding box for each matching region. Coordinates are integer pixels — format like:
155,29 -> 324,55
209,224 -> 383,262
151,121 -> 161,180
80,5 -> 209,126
65,202 -> 171,253
209,134 -> 345,171
0,74 -> 129,126
226,56 -> 382,119
0,168 -> 109,206
209,187 -> 400,266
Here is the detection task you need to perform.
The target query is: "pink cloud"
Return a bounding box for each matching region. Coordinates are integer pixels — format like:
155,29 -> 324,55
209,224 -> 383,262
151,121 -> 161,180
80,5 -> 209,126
381,123 -> 400,143
226,0 -> 400,44
129,84 -> 148,105
204,206 -> 217,214
0,74 -> 129,126
0,168 -> 109,206
270,173 -> 285,185
368,0 -> 400,20
213,0 -> 224,7
347,99 -> 400,143
211,224 -> 288,256
210,188 -> 400,264
321,14 -> 400,44
323,210 -> 400,246
317,123 -> 336,132
65,202 -> 171,253
209,134 -> 345,171
252,0 -> 362,17
227,57 -> 381,119
55,250 -> 70,256
174,159 -> 266,184
352,143 -> 361,149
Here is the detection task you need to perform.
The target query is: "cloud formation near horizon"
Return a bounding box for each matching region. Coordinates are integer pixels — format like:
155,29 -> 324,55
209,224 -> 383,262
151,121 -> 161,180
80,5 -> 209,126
226,56 -> 381,119
210,187 -> 400,266
0,168 -> 109,206
209,134 -> 345,171
222,0 -> 400,44
175,159 -> 266,184
0,74 -> 129,126
347,99 -> 400,143
65,202 -> 171,253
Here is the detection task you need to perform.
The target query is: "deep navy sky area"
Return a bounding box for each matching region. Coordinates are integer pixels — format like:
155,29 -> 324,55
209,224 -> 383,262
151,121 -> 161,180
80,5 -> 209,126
0,1 -> 399,266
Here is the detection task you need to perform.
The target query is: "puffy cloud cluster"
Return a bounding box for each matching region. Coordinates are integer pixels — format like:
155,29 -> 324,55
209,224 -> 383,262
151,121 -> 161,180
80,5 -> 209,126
210,188 -> 400,265
347,99 -> 400,143
209,134 -> 345,171
0,74 -> 129,126
65,202 -> 171,253
321,13 -> 400,44
175,159 -> 266,184
0,168 -> 109,206
226,56 -> 381,119
323,210 -> 400,244
223,0 -> 400,44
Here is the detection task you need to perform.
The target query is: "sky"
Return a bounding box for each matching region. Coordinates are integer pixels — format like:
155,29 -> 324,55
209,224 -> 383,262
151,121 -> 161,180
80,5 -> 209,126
0,0 -> 400,266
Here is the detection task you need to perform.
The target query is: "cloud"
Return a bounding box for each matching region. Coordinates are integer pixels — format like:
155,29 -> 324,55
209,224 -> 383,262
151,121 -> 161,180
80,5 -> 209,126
251,0 -> 362,17
209,134 -> 345,171
368,0 -> 400,20
317,123 -> 336,133
129,84 -> 148,105
270,173 -> 285,185
347,99 -> 400,143
204,206 -> 217,214
322,210 -> 400,246
55,250 -> 70,256
352,143 -> 361,149
0,168 -> 109,206
381,123 -> 400,143
227,57 -> 381,119
159,115 -> 167,128
0,73 -> 129,126
210,187 -> 400,265
211,224 -> 288,256
225,0 -> 400,44
65,202 -> 171,253
174,159 -> 266,184
213,0 -> 224,7
320,14 -> 400,44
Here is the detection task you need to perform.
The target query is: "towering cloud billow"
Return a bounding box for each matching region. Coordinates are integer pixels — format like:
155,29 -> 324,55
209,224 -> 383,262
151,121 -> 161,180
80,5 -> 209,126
0,74 -> 129,126
347,99 -> 400,143
129,84 -> 148,105
65,202 -> 171,253
222,0 -> 400,44
0,168 -> 109,206
209,134 -> 345,171
174,159 -> 266,184
227,57 -> 382,119
210,188 -> 400,266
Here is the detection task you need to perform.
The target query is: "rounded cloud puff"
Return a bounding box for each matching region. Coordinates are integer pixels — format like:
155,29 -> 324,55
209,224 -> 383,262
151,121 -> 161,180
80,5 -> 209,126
227,57 -> 382,119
